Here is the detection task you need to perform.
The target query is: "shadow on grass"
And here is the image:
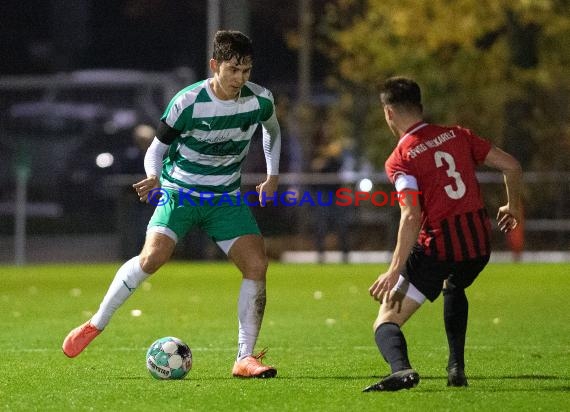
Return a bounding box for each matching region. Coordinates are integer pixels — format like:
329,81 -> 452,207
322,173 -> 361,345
398,374 -> 570,393
420,374 -> 568,381
117,374 -> 568,381
116,373 -> 570,394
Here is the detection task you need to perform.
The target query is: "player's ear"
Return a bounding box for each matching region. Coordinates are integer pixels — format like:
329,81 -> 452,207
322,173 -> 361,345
209,58 -> 218,73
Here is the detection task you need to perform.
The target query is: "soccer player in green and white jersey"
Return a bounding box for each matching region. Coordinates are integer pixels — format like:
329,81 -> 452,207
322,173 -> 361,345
63,30 -> 281,378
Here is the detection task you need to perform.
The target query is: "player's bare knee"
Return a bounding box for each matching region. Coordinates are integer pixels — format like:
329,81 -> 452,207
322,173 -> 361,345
242,255 -> 268,280
138,251 -> 166,274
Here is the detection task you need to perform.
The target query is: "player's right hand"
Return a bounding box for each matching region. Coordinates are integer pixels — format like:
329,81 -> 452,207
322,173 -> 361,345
369,271 -> 399,303
133,176 -> 161,203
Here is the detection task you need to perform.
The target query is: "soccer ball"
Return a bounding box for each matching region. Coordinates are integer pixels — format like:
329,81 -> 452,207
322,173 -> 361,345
146,336 -> 193,380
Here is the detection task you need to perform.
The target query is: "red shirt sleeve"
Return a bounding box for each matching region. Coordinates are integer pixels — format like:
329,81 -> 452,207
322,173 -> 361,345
462,127 -> 492,165
385,148 -> 415,185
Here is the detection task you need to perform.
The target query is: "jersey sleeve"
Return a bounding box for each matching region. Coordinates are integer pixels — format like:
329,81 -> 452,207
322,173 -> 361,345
161,98 -> 182,130
462,127 -> 492,165
261,111 -> 281,175
257,88 -> 275,122
160,92 -> 195,131
144,137 -> 169,177
385,148 -> 417,189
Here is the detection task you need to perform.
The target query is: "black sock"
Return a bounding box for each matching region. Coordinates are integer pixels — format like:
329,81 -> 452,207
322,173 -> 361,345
374,322 -> 412,373
443,285 -> 468,370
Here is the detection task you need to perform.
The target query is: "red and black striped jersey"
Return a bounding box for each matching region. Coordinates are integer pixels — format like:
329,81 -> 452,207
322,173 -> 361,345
385,122 -> 492,261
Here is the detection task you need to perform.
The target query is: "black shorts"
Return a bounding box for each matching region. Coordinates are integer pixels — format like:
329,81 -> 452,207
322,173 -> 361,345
403,245 -> 490,302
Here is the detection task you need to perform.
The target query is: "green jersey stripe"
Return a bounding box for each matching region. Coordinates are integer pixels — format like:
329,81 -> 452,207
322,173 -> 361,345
191,110 -> 258,131
185,126 -> 256,143
194,88 -> 214,104
167,162 -> 240,186
178,141 -> 250,167
171,153 -> 244,176
181,135 -> 250,156
162,168 -> 242,195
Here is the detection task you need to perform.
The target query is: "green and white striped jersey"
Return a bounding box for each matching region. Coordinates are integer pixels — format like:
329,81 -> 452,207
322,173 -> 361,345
160,78 -> 280,197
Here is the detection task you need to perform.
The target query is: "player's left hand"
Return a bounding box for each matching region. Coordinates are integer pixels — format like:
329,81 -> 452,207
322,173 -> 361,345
256,175 -> 279,207
497,204 -> 519,233
369,271 -> 399,303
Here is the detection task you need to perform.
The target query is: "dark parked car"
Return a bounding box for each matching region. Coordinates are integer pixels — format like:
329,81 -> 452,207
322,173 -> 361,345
0,69 -> 193,233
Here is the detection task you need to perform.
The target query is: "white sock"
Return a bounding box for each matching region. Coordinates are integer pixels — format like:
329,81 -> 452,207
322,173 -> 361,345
237,279 -> 266,361
90,256 -> 150,330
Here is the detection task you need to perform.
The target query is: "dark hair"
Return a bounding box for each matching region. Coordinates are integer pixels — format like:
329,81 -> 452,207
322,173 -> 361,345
213,30 -> 253,64
379,77 -> 422,112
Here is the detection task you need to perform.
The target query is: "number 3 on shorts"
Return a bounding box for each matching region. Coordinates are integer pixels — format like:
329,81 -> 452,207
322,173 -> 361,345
434,151 -> 466,200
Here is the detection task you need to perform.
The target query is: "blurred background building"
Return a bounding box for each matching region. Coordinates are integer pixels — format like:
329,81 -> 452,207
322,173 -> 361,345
0,0 -> 568,264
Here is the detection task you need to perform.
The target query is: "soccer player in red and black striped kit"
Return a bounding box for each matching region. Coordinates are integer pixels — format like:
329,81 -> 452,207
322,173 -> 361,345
364,77 -> 522,392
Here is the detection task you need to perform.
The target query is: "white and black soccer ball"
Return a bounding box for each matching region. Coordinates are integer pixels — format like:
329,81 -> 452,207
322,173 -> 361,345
146,336 -> 193,380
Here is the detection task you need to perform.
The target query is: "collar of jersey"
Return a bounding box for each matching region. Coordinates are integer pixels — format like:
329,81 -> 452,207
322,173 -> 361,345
397,122 -> 428,147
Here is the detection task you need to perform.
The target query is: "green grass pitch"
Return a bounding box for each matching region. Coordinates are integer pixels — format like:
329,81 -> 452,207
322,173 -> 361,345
0,262 -> 568,411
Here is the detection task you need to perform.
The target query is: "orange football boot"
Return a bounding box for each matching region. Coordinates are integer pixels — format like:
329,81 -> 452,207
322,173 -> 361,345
232,348 -> 277,378
62,321 -> 102,358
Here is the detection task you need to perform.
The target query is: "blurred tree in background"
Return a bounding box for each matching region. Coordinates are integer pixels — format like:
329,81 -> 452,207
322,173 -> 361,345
319,0 -> 570,172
